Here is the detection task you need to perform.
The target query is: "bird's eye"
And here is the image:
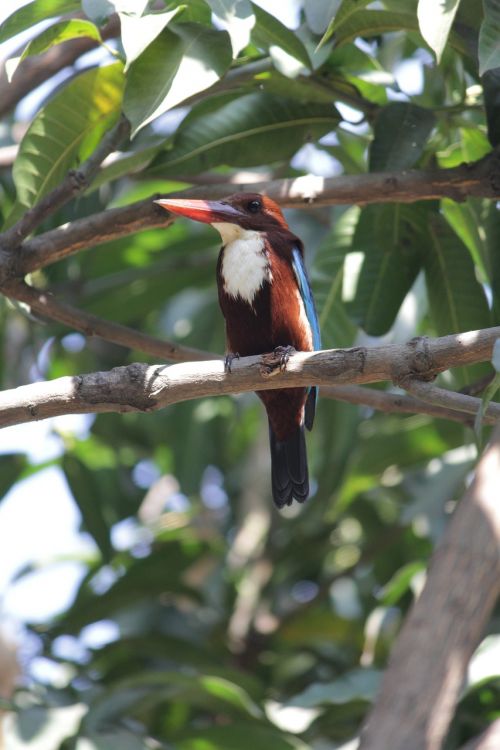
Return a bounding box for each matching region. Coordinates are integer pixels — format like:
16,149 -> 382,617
247,199 -> 262,213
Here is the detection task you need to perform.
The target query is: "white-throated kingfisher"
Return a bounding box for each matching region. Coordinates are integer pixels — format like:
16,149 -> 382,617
155,193 -> 321,509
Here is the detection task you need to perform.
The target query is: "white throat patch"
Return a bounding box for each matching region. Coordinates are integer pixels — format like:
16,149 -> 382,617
213,222 -> 271,305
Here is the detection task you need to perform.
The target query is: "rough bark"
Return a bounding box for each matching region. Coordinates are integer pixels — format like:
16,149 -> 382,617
359,424 -> 500,750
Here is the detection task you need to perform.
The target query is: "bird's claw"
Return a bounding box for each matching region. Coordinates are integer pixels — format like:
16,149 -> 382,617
224,352 -> 240,373
260,345 -> 296,377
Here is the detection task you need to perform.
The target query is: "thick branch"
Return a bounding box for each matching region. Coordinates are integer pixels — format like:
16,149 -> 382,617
6,148 -> 500,278
5,280 -> 212,363
359,423 -> 500,750
0,328 -> 499,428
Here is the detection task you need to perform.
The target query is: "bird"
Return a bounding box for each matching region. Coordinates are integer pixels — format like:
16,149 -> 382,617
155,192 -> 321,508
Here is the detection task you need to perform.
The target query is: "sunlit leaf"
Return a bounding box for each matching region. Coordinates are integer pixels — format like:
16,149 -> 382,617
417,0 -> 460,63
12,62 -> 124,210
119,7 -> 183,69
251,2 -> 311,69
123,23 -> 232,136
0,0 -> 80,44
206,0 -> 255,56
7,19 -> 103,81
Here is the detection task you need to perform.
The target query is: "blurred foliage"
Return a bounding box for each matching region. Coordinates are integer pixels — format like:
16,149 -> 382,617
0,0 -> 499,748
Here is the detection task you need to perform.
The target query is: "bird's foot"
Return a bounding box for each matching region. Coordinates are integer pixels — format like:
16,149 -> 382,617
274,345 -> 296,372
260,345 -> 296,377
224,352 -> 240,373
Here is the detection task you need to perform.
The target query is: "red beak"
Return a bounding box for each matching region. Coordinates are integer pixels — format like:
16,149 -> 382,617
154,198 -> 243,224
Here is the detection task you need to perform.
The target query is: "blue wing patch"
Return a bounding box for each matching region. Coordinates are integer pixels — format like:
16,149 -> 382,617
291,246 -> 321,351
292,246 -> 321,431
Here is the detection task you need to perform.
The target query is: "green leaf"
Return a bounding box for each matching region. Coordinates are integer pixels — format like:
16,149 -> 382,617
378,561 -> 426,605
482,68 -> 500,146
205,0 -> 255,56
63,454 -> 113,561
123,23 -> 232,137
6,20 -> 103,81
334,9 -> 470,56
479,0 -> 500,75
441,198 -> 489,281
304,0 -> 342,35
0,0 -> 80,44
149,93 -> 339,174
350,204 -> 426,335
177,724 -> 307,750
314,206 -> 359,348
474,367 -> 500,440
423,214 -> 492,336
318,0 -> 372,47
417,0 -> 461,63
0,454 -> 27,502
369,102 -> 436,172
89,141 -> 165,192
119,7 -> 183,69
251,2 -> 311,70
289,668 -> 381,707
12,62 -> 124,210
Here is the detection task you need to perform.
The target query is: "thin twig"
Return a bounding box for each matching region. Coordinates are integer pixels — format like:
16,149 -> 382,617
403,378 -> 500,422
321,384 -> 497,426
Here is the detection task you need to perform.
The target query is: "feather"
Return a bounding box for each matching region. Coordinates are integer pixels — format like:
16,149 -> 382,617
269,423 -> 309,508
292,246 -> 321,430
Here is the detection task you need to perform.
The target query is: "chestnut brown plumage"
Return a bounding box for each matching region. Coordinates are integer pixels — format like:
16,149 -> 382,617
155,193 -> 321,508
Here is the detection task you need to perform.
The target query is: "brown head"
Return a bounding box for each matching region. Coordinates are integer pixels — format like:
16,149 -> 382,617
155,192 -> 289,232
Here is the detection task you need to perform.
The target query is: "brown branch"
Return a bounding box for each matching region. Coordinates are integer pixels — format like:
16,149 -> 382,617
0,15 -> 120,119
1,115 -> 131,250
0,327 -> 499,428
359,423 -> 500,750
321,384 -> 498,426
403,378 -> 500,422
5,147 -> 500,279
5,280 -> 213,363
12,196 -> 175,279
4,279 -> 493,424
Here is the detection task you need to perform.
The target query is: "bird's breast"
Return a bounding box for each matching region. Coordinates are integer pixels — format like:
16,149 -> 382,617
217,226 -> 272,306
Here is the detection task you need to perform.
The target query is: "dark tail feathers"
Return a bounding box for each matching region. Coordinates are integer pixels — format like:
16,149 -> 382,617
269,424 -> 309,508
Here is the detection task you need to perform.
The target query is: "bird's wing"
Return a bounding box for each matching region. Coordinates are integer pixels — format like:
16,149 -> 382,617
291,246 -> 321,350
292,247 -> 321,431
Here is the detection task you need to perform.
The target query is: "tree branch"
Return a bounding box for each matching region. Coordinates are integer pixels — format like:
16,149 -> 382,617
321,385 -> 498,426
2,148 -> 500,280
403,378 -> 500,421
0,327 -> 499,429
359,422 -> 500,750
4,280 -> 213,363
1,115 -> 131,250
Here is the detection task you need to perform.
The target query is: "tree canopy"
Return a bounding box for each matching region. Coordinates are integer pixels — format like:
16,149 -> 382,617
0,1 -> 499,749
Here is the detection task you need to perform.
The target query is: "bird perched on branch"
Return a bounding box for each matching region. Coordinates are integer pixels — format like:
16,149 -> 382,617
155,193 -> 321,509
